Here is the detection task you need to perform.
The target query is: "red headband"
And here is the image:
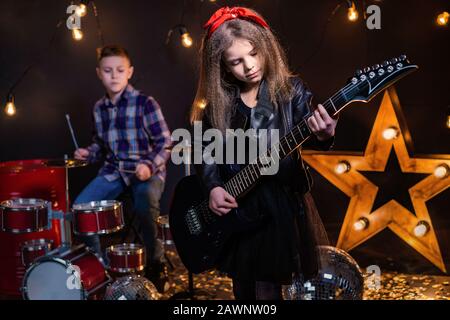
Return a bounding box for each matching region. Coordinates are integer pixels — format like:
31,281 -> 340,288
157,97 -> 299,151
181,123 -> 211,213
203,7 -> 269,38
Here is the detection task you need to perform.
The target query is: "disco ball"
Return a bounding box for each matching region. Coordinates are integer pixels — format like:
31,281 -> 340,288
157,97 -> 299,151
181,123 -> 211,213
283,246 -> 364,300
104,275 -> 161,300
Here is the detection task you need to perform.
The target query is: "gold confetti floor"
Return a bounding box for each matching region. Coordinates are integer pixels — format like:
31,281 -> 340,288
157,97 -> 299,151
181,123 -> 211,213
161,249 -> 450,300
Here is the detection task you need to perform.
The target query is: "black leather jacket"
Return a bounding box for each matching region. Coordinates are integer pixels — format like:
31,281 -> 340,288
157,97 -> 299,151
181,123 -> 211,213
194,77 -> 334,196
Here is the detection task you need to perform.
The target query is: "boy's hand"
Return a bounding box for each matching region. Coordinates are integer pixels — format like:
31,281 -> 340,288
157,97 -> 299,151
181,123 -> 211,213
74,148 -> 90,160
135,164 -> 152,181
209,187 -> 238,216
307,104 -> 338,141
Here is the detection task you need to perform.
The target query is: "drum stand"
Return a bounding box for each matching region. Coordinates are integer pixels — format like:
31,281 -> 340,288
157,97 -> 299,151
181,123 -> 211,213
61,154 -> 73,249
169,142 -> 212,300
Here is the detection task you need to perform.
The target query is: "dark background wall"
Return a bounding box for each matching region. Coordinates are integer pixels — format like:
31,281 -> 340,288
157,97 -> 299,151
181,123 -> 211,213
1,0 -> 449,273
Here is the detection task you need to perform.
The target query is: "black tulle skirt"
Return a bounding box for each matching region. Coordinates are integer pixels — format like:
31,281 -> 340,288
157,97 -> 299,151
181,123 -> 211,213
216,175 -> 305,284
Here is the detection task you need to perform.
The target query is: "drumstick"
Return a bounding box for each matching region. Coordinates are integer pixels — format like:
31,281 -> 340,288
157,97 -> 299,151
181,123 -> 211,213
118,168 -> 136,173
65,114 -> 80,150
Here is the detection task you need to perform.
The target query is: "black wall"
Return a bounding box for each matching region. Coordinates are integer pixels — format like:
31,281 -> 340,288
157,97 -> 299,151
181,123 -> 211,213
1,0 -> 449,273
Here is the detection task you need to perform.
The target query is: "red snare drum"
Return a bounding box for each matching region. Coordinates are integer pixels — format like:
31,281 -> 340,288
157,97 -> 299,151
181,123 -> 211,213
157,215 -> 174,246
22,244 -> 111,300
106,243 -> 146,273
0,198 -> 50,233
72,200 -> 124,235
21,238 -> 53,267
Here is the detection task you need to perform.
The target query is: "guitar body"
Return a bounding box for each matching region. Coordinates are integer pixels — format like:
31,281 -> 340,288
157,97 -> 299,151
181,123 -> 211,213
169,175 -> 239,273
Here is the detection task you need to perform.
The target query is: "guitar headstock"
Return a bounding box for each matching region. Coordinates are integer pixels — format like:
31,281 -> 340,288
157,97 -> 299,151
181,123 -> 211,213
346,55 -> 418,103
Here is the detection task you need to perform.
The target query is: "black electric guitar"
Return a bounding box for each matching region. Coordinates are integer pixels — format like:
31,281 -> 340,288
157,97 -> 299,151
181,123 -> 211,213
170,55 -> 418,273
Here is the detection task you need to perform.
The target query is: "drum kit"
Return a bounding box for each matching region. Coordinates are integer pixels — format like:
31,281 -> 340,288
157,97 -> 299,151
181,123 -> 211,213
0,157 -> 170,300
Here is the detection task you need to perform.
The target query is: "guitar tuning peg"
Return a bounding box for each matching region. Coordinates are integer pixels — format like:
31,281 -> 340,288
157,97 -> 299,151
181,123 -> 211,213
390,58 -> 398,64
355,69 -> 363,76
399,54 -> 407,61
382,60 -> 390,67
363,67 -> 371,73
371,64 -> 380,70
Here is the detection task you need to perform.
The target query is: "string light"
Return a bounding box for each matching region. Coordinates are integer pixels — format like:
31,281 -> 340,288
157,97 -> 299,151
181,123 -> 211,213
434,164 -> 449,179
382,126 -> 399,140
335,161 -> 351,174
166,25 -> 194,49
436,11 -> 449,26
447,106 -> 450,129
197,99 -> 207,109
353,217 -> 369,231
180,26 -> 193,48
72,28 -> 83,41
4,94 -> 16,116
75,3 -> 88,17
346,1 -> 358,22
414,221 -> 430,237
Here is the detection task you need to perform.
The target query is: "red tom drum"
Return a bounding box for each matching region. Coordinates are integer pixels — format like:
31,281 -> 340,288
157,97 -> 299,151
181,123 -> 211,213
157,215 -> 174,246
72,200 -> 124,236
106,243 -> 146,274
21,238 -> 53,267
0,198 -> 50,234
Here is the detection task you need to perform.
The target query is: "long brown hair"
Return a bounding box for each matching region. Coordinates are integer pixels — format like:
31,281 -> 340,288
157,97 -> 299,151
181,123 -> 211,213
190,9 -> 294,132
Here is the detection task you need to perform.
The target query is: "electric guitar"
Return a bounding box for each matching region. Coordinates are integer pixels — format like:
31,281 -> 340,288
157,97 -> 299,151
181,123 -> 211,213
169,55 -> 418,273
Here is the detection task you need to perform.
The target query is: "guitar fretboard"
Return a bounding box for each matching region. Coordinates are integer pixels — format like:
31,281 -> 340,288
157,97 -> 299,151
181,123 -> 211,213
223,86 -> 352,199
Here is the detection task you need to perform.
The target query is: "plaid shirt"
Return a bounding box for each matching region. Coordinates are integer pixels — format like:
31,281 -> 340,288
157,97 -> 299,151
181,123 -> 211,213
87,84 -> 172,185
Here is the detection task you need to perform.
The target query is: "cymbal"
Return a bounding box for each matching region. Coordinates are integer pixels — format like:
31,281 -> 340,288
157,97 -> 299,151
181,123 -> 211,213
44,158 -> 88,168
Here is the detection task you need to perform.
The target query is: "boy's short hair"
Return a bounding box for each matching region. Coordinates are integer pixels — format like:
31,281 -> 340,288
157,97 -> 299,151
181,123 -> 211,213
96,45 -> 132,65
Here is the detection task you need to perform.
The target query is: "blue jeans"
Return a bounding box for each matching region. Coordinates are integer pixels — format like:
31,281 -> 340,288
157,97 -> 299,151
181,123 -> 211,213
74,175 -> 165,264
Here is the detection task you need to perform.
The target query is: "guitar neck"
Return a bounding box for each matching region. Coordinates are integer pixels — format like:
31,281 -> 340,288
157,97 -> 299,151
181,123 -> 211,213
223,86 -> 351,199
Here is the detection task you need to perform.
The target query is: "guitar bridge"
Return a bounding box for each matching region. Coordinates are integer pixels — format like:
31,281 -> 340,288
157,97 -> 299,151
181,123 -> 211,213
185,206 -> 202,235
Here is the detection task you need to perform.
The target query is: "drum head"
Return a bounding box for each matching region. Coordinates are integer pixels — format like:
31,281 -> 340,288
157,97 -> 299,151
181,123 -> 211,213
72,200 -> 121,212
1,198 -> 48,210
24,259 -> 84,300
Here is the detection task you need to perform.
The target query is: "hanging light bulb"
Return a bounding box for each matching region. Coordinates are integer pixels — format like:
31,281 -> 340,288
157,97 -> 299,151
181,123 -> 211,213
197,99 -> 207,109
382,126 -> 399,140
4,94 -> 16,116
75,3 -> 88,17
353,217 -> 369,231
414,221 -> 430,237
347,1 -> 358,22
166,24 -> 193,48
434,164 -> 449,179
335,161 -> 351,174
436,11 -> 449,26
447,106 -> 450,128
72,28 -> 83,41
181,33 -> 193,48
180,26 -> 193,48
